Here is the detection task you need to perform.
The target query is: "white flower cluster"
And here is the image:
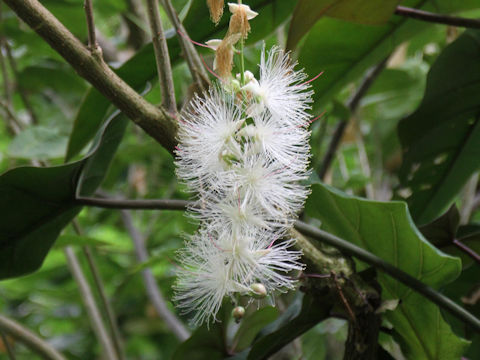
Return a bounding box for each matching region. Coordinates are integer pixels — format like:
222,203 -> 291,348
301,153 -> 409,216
174,46 -> 313,325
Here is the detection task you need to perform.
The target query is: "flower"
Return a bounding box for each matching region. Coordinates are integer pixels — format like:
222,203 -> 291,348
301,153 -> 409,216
227,3 -> 258,20
174,45 -> 312,325
242,46 -> 313,126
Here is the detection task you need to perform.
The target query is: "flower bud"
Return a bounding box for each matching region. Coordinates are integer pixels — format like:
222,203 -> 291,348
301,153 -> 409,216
250,283 -> 267,299
232,306 -> 245,321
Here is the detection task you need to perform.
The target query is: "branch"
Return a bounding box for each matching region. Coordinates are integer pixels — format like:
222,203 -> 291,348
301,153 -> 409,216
2,38 -> 38,125
76,196 -> 480,332
395,6 -> 480,29
453,239 -> 480,265
145,0 -> 177,113
120,210 -> 190,341
318,56 -> 390,180
64,247 -> 118,360
4,0 -> 178,153
84,0 -> 97,50
0,314 -> 66,360
76,196 -> 189,210
294,221 -> 480,333
72,221 -> 126,360
160,0 -> 209,90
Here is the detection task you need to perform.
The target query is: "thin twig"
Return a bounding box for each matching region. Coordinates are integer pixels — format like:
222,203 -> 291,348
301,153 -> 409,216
4,0 -> 178,153
0,42 -> 11,106
395,6 -> 480,29
84,0 -> 97,51
64,247 -> 118,360
72,221 -> 126,360
120,210 -> 190,341
3,39 -> 39,125
0,314 -> 66,360
160,0 -> 209,90
1,330 -> 16,360
0,99 -> 22,134
318,56 -> 390,180
76,196 -> 189,210
453,239 -> 480,265
76,196 -> 480,332
145,0 -> 177,113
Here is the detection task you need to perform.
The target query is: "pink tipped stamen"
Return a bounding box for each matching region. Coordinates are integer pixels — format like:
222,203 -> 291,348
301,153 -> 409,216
299,71 -> 324,86
267,237 -> 278,249
301,110 -> 326,128
176,29 -> 215,50
199,53 -> 222,81
166,256 -> 191,272
264,156 -> 296,178
208,233 -> 226,252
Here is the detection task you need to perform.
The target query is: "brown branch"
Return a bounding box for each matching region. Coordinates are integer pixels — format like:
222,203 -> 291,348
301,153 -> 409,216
4,0 -> 178,153
0,314 -> 66,360
160,0 -> 209,91
395,6 -> 480,29
145,0 -> 177,114
84,0 -> 97,50
318,56 -> 390,180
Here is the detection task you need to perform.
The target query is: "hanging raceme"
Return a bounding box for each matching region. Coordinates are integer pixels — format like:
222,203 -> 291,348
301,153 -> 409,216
173,1 -> 314,325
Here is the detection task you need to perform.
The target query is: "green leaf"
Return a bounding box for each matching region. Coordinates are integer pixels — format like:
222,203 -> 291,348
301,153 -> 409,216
287,0 -> 400,50
232,307 -> 279,352
0,112 -> 128,279
235,293 -> 330,360
65,0 -> 297,161
8,126 -> 68,160
298,0 -> 480,108
172,302 -> 232,360
419,206 -> 460,248
305,183 -> 468,360
398,30 -> 480,225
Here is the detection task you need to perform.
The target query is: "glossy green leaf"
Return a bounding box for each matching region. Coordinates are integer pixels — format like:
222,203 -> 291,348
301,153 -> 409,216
65,0 -> 297,161
232,307 -> 279,352
287,0 -> 400,50
299,0 -> 480,108
172,302 -> 232,360
232,293 -> 331,360
305,183 -> 468,359
0,113 -> 128,279
398,30 -> 480,225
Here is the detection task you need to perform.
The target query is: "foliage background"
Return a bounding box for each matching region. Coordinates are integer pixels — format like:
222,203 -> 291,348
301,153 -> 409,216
0,0 -> 479,359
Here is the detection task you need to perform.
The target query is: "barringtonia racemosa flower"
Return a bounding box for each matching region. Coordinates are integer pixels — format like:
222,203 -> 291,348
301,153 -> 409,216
174,45 -> 313,325
242,46 -> 313,126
